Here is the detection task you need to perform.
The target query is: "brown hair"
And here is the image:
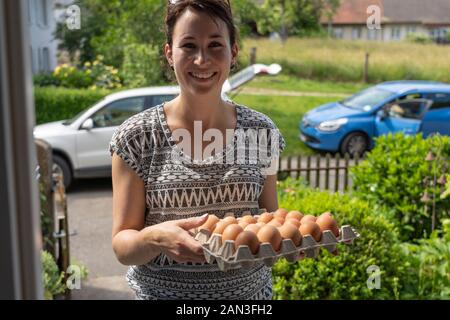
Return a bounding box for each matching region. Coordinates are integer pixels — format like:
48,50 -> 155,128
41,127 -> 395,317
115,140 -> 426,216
165,0 -> 238,48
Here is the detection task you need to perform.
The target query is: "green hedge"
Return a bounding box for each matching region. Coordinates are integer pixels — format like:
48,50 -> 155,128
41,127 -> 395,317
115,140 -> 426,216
273,178 -> 410,299
34,87 -> 111,125
350,133 -> 450,242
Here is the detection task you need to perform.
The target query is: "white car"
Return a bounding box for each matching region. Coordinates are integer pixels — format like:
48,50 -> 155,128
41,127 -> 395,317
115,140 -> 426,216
34,64 -> 282,189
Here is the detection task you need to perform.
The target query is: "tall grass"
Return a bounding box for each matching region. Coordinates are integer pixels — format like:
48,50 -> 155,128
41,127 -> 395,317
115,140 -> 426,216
240,38 -> 450,83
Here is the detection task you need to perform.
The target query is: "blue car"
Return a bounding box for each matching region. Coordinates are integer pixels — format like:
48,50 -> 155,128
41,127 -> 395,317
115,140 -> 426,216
299,81 -> 450,156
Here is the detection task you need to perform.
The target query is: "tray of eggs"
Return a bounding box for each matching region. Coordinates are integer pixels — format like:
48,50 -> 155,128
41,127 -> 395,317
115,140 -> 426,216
193,209 -> 359,272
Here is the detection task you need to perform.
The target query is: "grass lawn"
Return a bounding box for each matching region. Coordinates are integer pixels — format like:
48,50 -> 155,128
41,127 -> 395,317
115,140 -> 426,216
240,38 -> 450,83
233,94 -> 341,156
241,74 -> 369,94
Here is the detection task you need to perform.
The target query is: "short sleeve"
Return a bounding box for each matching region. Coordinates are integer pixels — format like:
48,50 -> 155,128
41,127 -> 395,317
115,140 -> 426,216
260,117 -> 286,176
109,116 -> 146,180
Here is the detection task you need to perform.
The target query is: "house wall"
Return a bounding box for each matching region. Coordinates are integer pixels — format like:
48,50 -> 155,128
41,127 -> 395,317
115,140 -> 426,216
331,24 -> 431,41
28,0 -> 58,74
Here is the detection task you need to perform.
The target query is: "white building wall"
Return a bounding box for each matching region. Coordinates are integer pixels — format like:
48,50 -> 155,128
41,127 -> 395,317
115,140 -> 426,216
332,24 -> 430,42
28,0 -> 59,74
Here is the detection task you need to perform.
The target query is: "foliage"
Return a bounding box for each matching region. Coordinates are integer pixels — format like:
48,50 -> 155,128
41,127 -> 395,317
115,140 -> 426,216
405,32 -> 433,44
41,250 -> 66,300
122,44 -> 165,88
400,219 -> 450,299
39,180 -> 54,250
441,174 -> 450,200
350,133 -> 450,241
33,72 -> 61,87
34,87 -> 110,124
272,178 -> 410,299
52,56 -> 122,90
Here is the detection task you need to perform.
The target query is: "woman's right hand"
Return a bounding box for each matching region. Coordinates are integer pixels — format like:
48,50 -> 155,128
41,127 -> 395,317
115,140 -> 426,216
144,213 -> 209,263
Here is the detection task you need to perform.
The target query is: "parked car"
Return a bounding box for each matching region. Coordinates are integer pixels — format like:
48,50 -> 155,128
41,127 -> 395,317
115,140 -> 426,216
34,64 -> 281,189
299,81 -> 450,156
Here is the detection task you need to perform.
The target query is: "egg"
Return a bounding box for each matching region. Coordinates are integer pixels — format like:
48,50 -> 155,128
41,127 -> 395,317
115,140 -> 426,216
278,223 -> 302,246
199,214 -> 220,233
222,216 -> 238,225
284,218 -> 301,228
240,215 -> 257,224
257,212 -> 274,223
244,223 -> 262,234
267,219 -> 282,228
255,222 -> 266,227
299,221 -> 322,242
273,216 -> 285,224
222,224 -> 244,242
257,225 -> 282,252
273,208 -> 288,219
316,213 -> 340,237
238,221 -> 249,229
286,210 -> 304,221
234,231 -> 260,254
300,214 -> 317,224
213,221 -> 234,234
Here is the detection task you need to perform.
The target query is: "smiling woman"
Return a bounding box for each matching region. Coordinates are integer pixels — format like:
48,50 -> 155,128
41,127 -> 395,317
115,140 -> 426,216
109,0 -> 285,300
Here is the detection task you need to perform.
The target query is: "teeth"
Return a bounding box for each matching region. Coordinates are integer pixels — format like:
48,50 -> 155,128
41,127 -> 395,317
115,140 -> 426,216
191,72 -> 214,79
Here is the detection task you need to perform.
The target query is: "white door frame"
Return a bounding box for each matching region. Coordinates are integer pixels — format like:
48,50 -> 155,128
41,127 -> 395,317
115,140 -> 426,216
0,0 -> 43,299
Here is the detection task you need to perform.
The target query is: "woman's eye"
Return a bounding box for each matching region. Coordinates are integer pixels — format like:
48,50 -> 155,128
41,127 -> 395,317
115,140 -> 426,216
210,42 -> 222,48
182,43 -> 195,49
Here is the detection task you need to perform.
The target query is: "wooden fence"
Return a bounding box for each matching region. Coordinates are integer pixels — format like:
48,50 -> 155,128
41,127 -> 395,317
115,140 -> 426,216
278,153 -> 363,192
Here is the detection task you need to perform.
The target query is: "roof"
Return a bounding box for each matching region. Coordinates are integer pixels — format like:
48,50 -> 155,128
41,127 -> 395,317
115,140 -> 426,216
376,80 -> 450,94
324,0 -> 450,25
104,86 -> 180,101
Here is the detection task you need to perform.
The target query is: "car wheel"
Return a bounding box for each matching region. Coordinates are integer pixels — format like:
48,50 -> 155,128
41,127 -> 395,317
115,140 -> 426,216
340,132 -> 368,157
52,154 -> 72,190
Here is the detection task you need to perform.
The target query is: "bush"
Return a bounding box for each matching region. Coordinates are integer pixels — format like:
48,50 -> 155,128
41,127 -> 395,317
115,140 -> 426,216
41,250 -> 66,300
400,219 -> 450,299
33,72 -> 61,87
272,178 -> 410,299
35,87 -> 110,124
122,43 -> 165,88
350,133 -> 450,241
406,33 -> 432,44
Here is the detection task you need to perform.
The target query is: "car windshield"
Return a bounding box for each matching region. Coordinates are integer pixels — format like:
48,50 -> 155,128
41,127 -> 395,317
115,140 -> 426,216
340,87 -> 397,111
62,98 -> 106,125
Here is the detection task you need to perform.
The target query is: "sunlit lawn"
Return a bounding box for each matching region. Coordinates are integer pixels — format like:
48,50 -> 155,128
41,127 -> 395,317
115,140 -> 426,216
233,94 -> 342,156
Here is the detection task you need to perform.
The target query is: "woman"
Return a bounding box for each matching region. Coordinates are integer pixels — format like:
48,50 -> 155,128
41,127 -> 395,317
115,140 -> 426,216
109,0 -> 285,300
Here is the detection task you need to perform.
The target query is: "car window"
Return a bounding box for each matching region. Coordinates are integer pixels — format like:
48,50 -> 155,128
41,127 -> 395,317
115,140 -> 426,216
91,97 -> 145,128
147,94 -> 177,109
387,100 -> 427,120
428,93 -> 450,110
341,87 -> 397,111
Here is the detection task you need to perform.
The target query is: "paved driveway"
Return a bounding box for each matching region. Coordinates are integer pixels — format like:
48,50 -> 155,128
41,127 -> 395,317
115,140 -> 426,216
66,178 -> 134,300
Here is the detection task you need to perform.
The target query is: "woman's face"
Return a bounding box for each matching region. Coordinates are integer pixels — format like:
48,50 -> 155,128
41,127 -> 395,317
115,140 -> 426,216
165,9 -> 238,96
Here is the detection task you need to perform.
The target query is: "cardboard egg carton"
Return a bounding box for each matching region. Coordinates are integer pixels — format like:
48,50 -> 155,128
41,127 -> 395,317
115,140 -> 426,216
194,220 -> 360,272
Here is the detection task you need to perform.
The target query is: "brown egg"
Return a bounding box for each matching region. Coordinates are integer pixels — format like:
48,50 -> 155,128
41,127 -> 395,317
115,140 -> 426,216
213,221 -> 234,234
273,208 -> 288,219
234,231 -> 260,254
199,214 -> 220,233
222,224 -> 244,242
299,221 -> 322,242
244,224 -> 262,234
300,214 -> 317,224
255,222 -> 266,227
267,219 -> 282,228
286,210 -> 304,221
284,218 -> 301,228
222,216 -> 238,225
238,221 -> 249,229
240,215 -> 257,224
257,212 -> 274,223
316,213 -> 340,237
278,223 -> 302,246
257,225 -> 282,252
273,216 -> 285,224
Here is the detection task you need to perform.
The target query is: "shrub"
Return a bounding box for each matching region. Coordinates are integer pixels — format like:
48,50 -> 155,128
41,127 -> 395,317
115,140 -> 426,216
406,32 -> 433,44
272,178 -> 410,299
350,133 -> 450,241
400,219 -> 450,299
33,72 -> 61,87
34,87 -> 110,124
41,250 -> 66,300
122,43 -> 165,88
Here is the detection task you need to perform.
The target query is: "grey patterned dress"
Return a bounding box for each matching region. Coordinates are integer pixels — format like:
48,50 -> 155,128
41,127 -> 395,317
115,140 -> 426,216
109,102 -> 285,300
